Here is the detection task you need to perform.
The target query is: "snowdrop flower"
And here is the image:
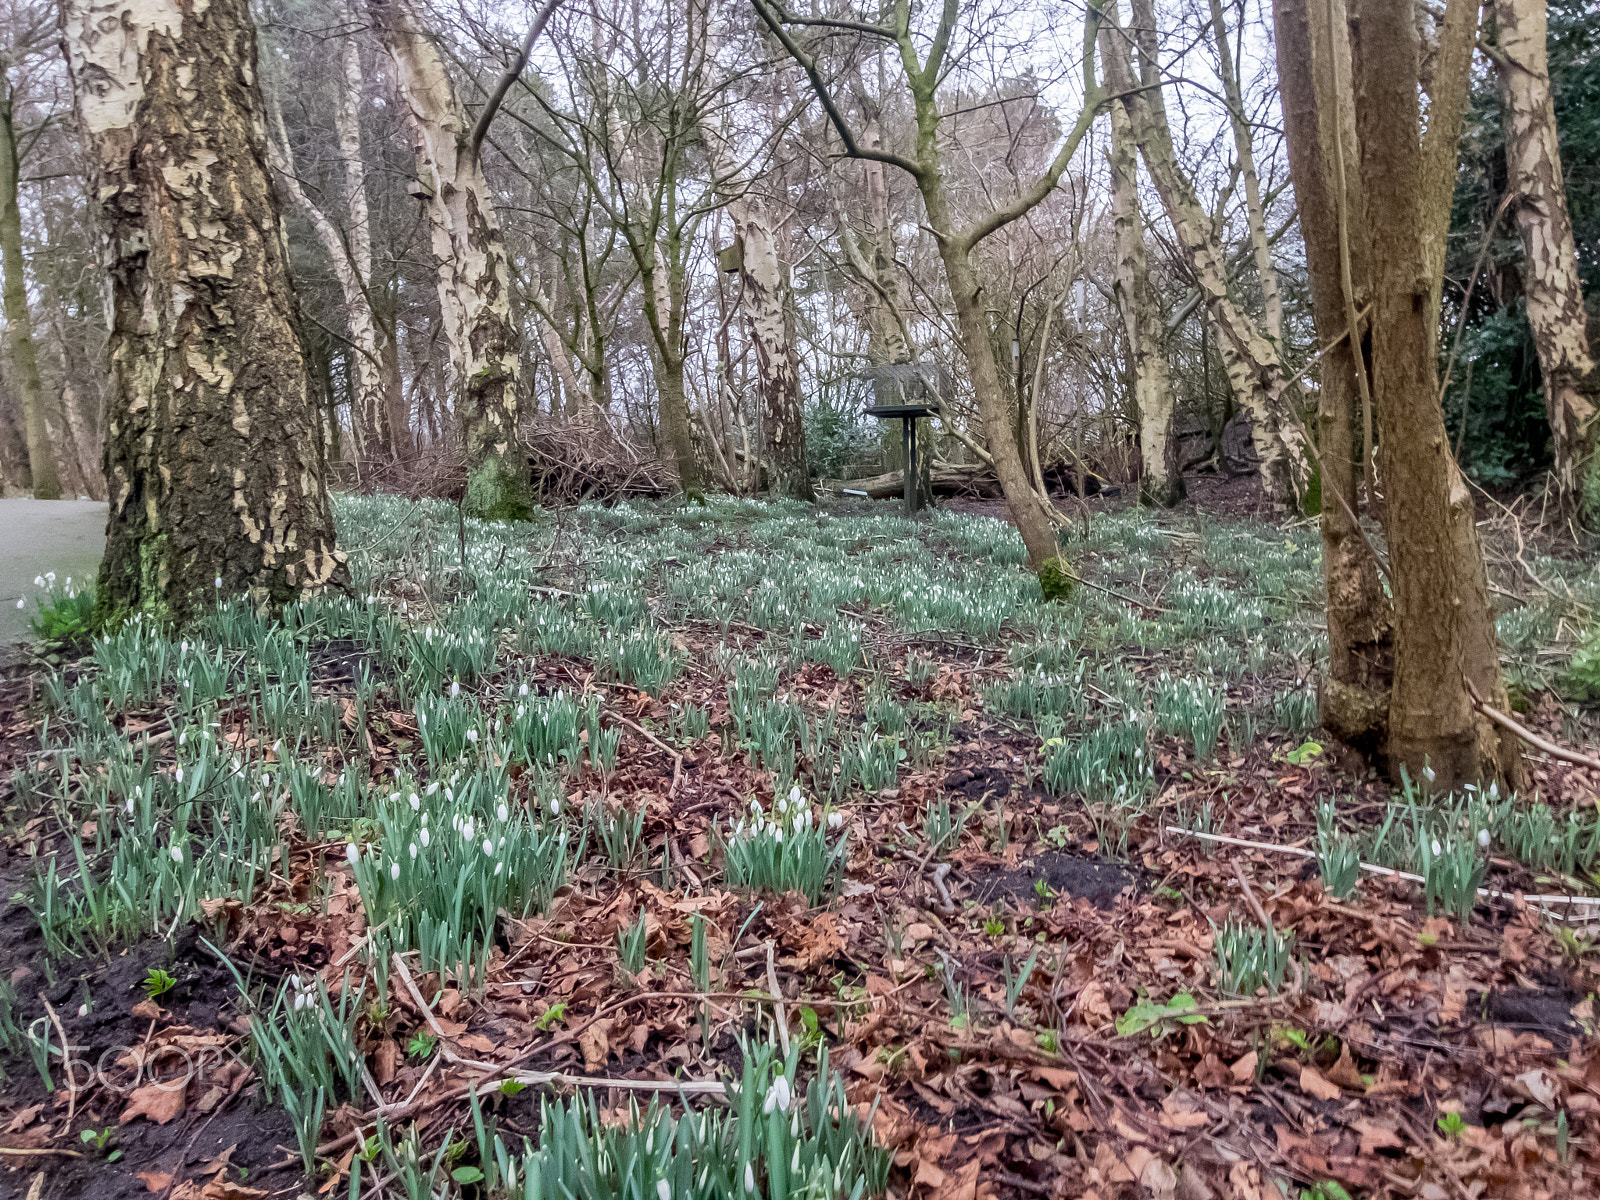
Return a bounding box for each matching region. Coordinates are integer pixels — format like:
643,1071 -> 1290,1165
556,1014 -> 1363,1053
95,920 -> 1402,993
483,838 -> 495,856
1489,782 -> 1500,800
1430,839 -> 1443,857
462,817 -> 475,842
656,1181 -> 671,1200
828,811 -> 842,829
1478,829 -> 1491,848
497,802 -> 509,822
774,828 -> 784,844
549,795 -> 561,816
789,784 -> 802,806
420,827 -> 431,848
390,862 -> 401,881
14,599 -> 22,609
744,1164 -> 756,1193
518,682 -> 530,697
32,575 -> 42,587
465,728 -> 479,744
174,767 -> 184,783
762,1074 -> 792,1114
1422,765 -> 1436,784
214,576 -> 222,589
450,681 -> 460,697
346,843 -> 360,864
170,844 -> 184,863
294,991 -> 309,1012
409,842 -> 419,860
445,786 -> 455,804
428,781 -> 440,795
410,793 -> 421,811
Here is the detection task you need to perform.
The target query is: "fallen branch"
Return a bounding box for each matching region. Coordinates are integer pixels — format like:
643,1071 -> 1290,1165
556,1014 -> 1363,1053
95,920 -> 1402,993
1464,678 -> 1600,772
1164,825 -> 1600,920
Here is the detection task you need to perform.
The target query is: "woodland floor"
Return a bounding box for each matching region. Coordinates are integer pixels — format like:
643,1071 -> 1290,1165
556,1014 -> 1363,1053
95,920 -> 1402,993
0,482 -> 1598,1200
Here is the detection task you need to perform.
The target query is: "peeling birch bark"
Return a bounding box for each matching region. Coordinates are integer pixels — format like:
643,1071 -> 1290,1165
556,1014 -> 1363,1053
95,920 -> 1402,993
268,20 -> 407,465
368,0 -> 529,518
1103,30 -> 1181,508
62,0 -> 347,622
1110,0 -> 1313,511
1493,0 -> 1600,524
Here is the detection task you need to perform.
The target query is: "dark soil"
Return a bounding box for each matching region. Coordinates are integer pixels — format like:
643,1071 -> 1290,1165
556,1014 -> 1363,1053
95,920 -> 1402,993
967,851 -> 1141,910
0,928 -> 299,1200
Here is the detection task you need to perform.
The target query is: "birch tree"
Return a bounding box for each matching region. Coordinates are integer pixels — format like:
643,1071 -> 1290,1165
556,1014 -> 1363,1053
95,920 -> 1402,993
1486,0 -> 1600,525
366,0 -> 559,519
1103,0 -> 1312,511
1102,25 -> 1180,508
62,0 -> 347,622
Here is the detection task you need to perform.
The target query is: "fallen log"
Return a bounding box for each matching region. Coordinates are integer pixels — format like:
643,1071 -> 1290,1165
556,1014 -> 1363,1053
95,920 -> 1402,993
824,461 -> 1101,500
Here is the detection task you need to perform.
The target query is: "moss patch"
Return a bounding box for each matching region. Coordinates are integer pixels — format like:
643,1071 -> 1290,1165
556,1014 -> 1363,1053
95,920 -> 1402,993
464,458 -> 534,523
1038,556 -> 1076,602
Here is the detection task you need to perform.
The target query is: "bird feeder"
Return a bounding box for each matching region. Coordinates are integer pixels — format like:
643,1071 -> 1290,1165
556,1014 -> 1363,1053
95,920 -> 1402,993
859,362 -> 949,518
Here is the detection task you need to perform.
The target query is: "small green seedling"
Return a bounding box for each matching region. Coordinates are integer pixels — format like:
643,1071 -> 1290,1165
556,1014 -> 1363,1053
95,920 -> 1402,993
1283,740 -> 1322,766
535,1001 -> 568,1031
142,968 -> 176,1000
80,1127 -> 121,1161
408,1030 -> 438,1059
1436,1110 -> 1466,1139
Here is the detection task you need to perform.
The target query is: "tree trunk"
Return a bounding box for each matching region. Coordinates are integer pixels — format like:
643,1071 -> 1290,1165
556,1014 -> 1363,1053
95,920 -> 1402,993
0,378 -> 27,493
1274,0 -> 1393,751
937,236 -> 1059,566
726,196 -> 811,501
1492,0 -> 1600,524
1348,0 -> 1520,790
1110,0 -> 1314,511
1104,39 -> 1182,508
368,0 -> 529,519
62,0 -> 347,624
1208,0 -> 1284,345
0,82 -> 58,500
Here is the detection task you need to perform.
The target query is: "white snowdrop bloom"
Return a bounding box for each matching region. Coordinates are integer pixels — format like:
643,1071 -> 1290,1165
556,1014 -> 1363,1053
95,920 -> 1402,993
410,793 -> 421,811
744,1164 -> 756,1193
125,797 -> 135,815
427,781 -> 440,795
418,713 -> 427,728
390,862 -> 401,881
1489,783 -> 1500,799
420,828 -> 431,848
828,811 -> 842,829
789,784 -> 802,805
774,828 -> 784,844
465,728 -> 479,744
775,795 -> 788,815
657,1181 -> 671,1200
346,843 -> 360,864
421,812 -> 429,826
1422,765 -> 1436,783
762,1075 -> 792,1114
174,767 -> 184,784
498,802 -> 510,822
214,577 -> 222,589
445,787 -> 455,804
1430,839 -> 1443,857
294,991 -> 309,1012
549,796 -> 561,816
170,844 -> 184,863
410,842 -> 419,860
519,683 -> 530,697
450,681 -> 460,697
462,818 -> 475,842
32,575 -> 42,587
1478,829 -> 1491,848
483,838 -> 495,855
